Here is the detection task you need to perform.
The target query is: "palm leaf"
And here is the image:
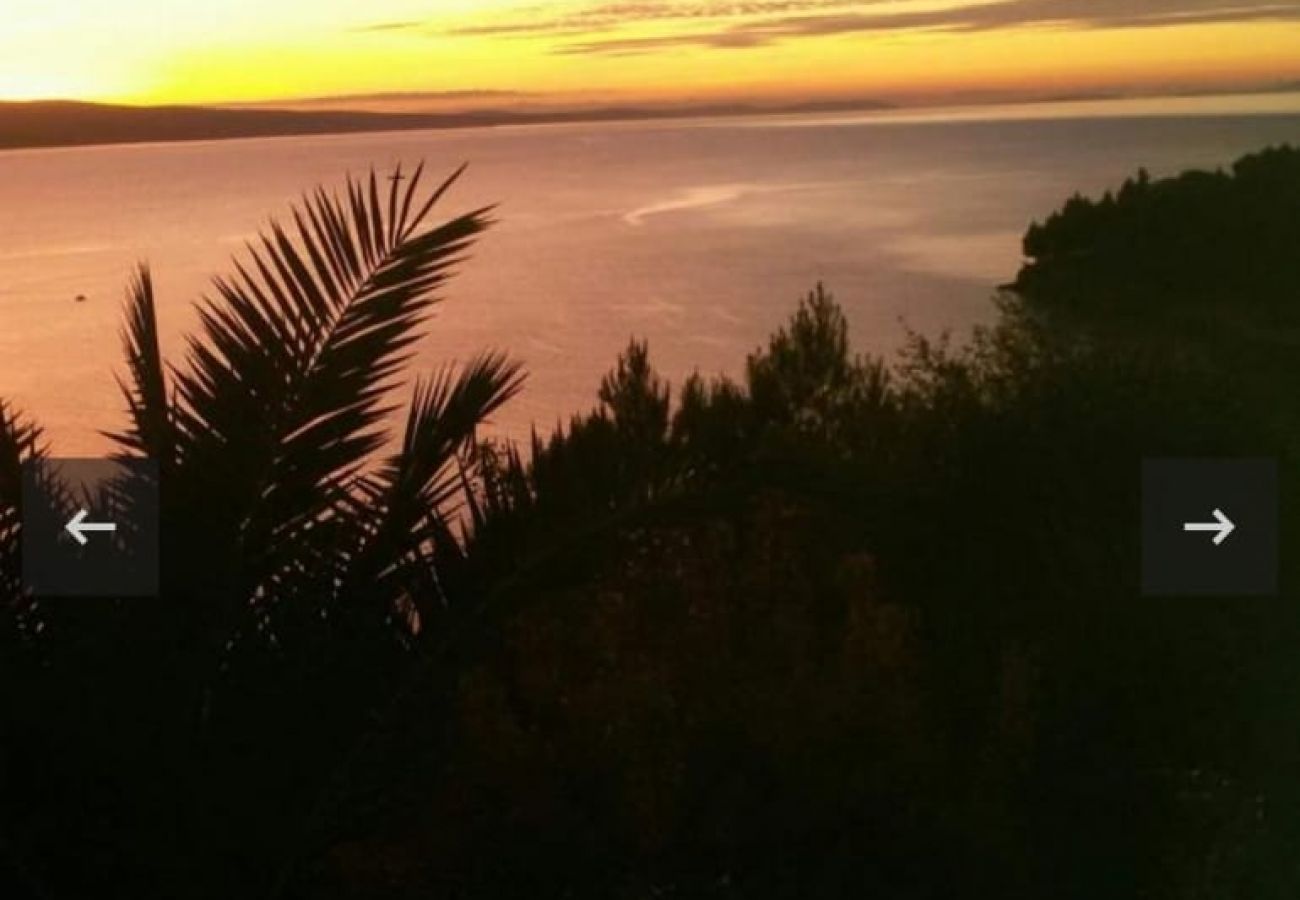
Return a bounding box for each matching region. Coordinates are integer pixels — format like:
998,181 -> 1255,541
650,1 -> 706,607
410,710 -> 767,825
161,163 -> 492,602
0,401 -> 40,597
345,352 -> 524,618
109,264 -> 173,465
0,402 -> 71,601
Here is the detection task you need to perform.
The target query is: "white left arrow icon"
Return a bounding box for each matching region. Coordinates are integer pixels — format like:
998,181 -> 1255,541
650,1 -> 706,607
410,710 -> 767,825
1183,508 -> 1235,546
65,508 -> 117,546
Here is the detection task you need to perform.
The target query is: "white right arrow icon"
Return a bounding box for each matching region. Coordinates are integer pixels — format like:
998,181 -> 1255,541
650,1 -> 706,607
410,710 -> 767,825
1183,508 -> 1235,546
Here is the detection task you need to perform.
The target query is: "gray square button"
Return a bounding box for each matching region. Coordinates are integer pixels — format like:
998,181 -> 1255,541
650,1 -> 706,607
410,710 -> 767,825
1141,458 -> 1277,596
21,458 -> 159,597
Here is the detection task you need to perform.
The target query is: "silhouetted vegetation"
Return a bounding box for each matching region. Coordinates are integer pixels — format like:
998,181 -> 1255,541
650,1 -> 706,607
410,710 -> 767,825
2,147 -> 1299,899
1015,144 -> 1300,324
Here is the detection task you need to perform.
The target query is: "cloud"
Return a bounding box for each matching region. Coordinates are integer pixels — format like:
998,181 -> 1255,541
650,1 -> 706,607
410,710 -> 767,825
552,0 -> 1300,55
351,20 -> 425,33
441,0 -> 878,37
354,1 -> 1300,54
229,89 -> 532,110
446,21 -> 592,37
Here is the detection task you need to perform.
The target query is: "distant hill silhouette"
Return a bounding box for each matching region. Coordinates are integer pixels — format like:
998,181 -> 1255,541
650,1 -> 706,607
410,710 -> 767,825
0,101 -> 498,150
1013,144 -> 1300,319
0,97 -> 893,151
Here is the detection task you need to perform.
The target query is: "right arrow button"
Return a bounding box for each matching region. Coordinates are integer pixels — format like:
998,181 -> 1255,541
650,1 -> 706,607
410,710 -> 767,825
1183,508 -> 1235,546
1142,458 -> 1276,596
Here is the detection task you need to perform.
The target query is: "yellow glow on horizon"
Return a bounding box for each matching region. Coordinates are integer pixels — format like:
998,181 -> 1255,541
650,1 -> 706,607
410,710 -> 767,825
0,73 -> 101,102
1,1 -> 1299,108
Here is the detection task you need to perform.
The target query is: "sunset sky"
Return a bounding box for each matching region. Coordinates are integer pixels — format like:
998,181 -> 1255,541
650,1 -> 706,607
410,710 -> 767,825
2,1 -> 1300,108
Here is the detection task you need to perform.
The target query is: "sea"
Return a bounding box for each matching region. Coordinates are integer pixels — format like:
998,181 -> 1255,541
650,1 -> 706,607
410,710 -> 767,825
2,91 -> 1299,455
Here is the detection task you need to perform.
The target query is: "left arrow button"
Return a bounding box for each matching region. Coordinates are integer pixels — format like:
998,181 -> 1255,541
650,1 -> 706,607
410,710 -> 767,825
65,508 -> 118,546
22,458 -> 159,597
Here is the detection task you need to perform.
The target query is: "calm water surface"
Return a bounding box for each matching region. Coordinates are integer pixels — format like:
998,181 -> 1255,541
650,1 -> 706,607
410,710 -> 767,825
3,94 -> 1299,454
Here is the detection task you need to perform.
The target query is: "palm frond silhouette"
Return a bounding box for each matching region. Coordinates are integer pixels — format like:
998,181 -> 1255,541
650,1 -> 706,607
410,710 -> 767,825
4,162 -> 523,628
0,166 -> 525,894
0,402 -> 48,601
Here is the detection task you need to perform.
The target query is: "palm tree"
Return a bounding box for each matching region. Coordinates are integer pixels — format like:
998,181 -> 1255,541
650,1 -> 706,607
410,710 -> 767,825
0,164 -> 524,899
5,162 -> 522,614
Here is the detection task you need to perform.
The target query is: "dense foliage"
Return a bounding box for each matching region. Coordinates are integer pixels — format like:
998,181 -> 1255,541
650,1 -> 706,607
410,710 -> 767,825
1015,144 -> 1300,324
2,146 -> 1299,899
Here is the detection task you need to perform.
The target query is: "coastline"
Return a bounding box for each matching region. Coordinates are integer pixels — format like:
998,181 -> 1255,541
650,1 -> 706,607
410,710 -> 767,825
6,89 -> 1300,155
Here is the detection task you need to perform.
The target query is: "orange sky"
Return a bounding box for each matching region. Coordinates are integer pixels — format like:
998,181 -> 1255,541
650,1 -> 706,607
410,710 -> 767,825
2,1 -> 1299,107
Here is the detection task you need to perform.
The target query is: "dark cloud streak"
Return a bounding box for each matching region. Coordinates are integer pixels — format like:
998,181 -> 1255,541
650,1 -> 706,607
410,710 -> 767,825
552,0 -> 1300,55
351,20 -> 425,33
351,1 -> 1300,55
443,0 -> 878,37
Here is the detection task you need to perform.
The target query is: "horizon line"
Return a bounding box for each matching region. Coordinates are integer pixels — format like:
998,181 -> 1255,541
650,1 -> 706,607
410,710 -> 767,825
9,78 -> 1300,114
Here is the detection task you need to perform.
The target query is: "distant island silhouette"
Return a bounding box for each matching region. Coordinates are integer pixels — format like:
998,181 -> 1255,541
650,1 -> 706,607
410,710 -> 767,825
0,97 -> 894,151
